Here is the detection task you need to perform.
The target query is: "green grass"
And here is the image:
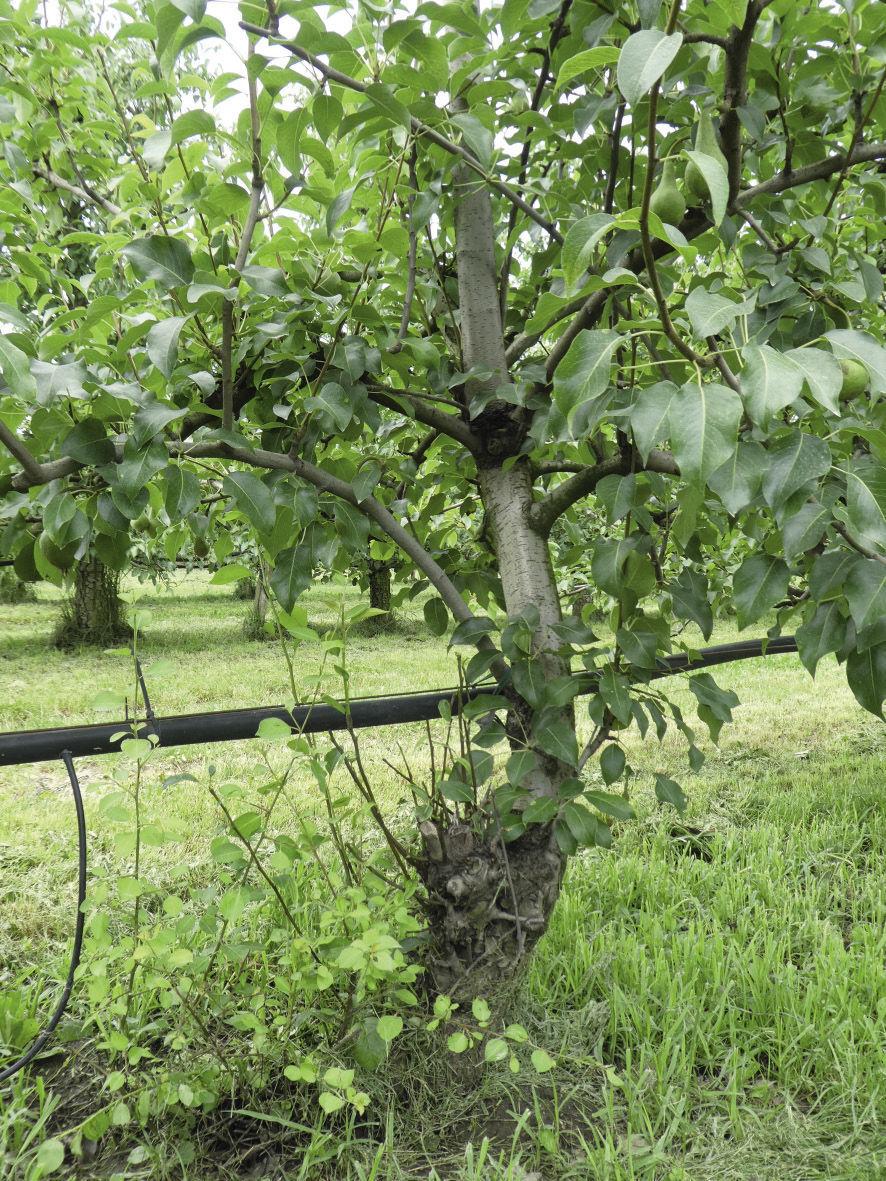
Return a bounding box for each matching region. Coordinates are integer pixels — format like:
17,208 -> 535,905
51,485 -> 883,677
1,576 -> 885,1179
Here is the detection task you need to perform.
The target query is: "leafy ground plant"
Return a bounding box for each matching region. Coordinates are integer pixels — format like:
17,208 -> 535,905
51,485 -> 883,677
1,0 -> 885,1005
1,580 -> 885,1179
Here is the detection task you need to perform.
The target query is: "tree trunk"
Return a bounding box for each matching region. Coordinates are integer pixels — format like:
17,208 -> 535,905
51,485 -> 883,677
367,560 -> 392,614
243,575 -> 270,640
417,167 -> 571,998
0,567 -> 36,604
55,555 -> 129,648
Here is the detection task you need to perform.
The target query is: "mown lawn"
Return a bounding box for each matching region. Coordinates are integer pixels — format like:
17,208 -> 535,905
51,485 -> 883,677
1,576 -> 884,1180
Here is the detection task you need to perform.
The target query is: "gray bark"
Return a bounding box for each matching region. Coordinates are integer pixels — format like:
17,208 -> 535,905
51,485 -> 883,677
55,555 -> 129,648
418,164 -> 570,998
367,560 -> 392,614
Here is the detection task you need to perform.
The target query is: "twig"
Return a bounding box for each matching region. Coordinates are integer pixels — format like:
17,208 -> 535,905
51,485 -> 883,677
389,145 -> 418,354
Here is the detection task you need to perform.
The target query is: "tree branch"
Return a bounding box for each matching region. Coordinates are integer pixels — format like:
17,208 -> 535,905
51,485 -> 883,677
719,1 -> 762,201
239,21 -> 563,245
734,142 -> 886,205
498,0 -> 573,312
0,419 -> 46,482
365,385 -> 480,453
389,145 -> 418,354
223,38 -> 265,432
530,448 -> 680,535
32,165 -> 122,216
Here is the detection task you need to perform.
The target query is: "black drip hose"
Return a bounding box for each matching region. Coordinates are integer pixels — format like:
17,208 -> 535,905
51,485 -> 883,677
0,751 -> 87,1084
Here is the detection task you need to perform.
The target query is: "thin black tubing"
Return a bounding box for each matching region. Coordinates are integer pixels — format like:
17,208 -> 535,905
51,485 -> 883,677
0,751 -> 87,1084
0,636 -> 799,767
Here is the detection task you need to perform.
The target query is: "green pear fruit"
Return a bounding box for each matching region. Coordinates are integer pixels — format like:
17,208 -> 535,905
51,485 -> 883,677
650,158 -> 687,225
685,112 -> 728,200
839,359 -> 869,399
193,536 -> 210,559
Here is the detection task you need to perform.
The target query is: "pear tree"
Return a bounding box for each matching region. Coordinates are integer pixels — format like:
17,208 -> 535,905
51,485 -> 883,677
0,0 -> 885,993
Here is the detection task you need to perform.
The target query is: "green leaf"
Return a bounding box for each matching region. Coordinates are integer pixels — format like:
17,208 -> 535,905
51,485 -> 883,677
561,213 -> 614,292
532,713 -> 579,767
786,347 -> 843,414
162,465 -> 200,519
556,46 -> 620,89
591,537 -> 639,597
35,1138 -> 65,1175
211,563 -> 253,585
224,471 -> 276,536
846,642 -> 886,718
305,382 -> 354,432
271,545 -> 312,612
552,329 -> 620,426
741,344 -> 804,424
682,150 -> 728,225
318,1092 -> 345,1114
146,316 -> 187,377
844,558 -> 886,634
684,287 -> 748,338
796,601 -> 849,676
708,442 -> 768,514
598,666 -> 633,725
365,82 -> 411,128
423,597 -> 449,636
326,186 -> 356,235
352,461 -> 381,503
782,501 -> 830,560
143,129 -> 171,170
131,401 -> 186,448
630,381 -> 676,462
616,29 -> 683,106
170,108 -> 215,144
599,743 -> 626,784
484,1037 -> 509,1063
60,419 -> 116,466
733,554 -> 790,628
512,659 -> 547,707
669,380 -> 742,484
654,773 -> 686,813
843,458 -> 886,550
761,431 -> 832,510
826,329 -> 886,396
449,616 -> 495,647
123,236 -> 195,289
451,112 -> 494,167
114,441 -> 168,495
375,1015 -> 403,1042
531,1048 -> 556,1073
670,569 -> 713,639
31,359 -> 87,404
0,334 -> 36,400
240,265 -> 289,296
447,1031 -> 470,1053
584,789 -> 635,821
562,800 -> 599,846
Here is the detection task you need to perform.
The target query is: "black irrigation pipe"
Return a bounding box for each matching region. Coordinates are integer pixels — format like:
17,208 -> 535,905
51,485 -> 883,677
0,636 -> 798,768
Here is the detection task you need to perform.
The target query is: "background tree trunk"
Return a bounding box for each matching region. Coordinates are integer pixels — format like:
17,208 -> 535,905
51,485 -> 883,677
367,560 -> 392,615
55,555 -> 129,648
0,567 -> 36,604
243,574 -> 270,640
